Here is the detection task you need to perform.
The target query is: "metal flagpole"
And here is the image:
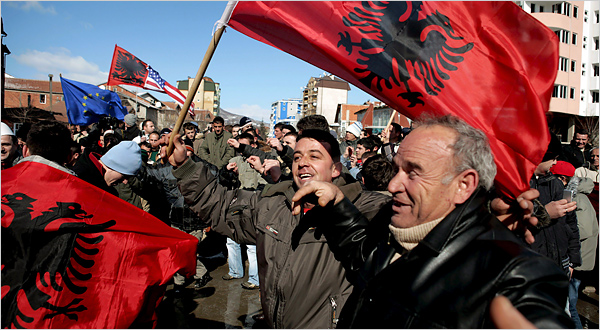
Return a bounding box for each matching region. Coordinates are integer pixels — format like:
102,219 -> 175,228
166,1 -> 237,156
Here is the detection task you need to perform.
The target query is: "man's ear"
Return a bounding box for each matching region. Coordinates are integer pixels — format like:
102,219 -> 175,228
332,161 -> 342,178
453,169 -> 478,204
22,145 -> 31,158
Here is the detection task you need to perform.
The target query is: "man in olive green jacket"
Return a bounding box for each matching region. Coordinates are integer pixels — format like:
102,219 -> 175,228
197,116 -> 234,169
166,129 -> 391,328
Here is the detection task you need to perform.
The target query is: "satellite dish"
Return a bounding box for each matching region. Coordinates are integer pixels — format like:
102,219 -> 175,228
99,85 -> 106,90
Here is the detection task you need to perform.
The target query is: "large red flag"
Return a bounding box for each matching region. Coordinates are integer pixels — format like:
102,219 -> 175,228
1,161 -> 197,328
107,45 -> 196,119
226,1 -> 558,199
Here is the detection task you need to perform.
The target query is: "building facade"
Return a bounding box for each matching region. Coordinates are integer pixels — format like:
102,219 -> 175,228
302,74 -> 350,125
177,76 -> 221,117
270,98 -> 301,137
518,1 -> 599,144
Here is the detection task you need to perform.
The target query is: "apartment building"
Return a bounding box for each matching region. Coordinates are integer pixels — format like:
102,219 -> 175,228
518,1 -> 599,142
177,76 -> 221,117
302,74 -> 350,125
270,98 -> 301,137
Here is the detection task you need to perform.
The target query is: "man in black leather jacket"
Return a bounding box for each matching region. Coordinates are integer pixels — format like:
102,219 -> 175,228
292,115 -> 573,328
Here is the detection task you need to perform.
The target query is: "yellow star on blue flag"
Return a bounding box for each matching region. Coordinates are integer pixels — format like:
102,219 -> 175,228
61,77 -> 127,125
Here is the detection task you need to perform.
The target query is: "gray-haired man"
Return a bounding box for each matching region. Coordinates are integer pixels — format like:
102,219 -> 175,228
293,115 -> 573,328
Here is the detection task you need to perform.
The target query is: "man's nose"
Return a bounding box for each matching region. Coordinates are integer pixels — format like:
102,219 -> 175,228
387,170 -> 407,193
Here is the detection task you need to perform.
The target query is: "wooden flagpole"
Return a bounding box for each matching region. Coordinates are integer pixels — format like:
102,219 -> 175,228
383,109 -> 397,133
166,26 -> 226,156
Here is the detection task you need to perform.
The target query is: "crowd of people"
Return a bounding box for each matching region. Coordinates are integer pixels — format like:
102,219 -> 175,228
1,112 -> 598,328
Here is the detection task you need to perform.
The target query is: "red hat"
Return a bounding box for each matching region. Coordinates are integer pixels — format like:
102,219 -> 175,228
551,161 -> 575,177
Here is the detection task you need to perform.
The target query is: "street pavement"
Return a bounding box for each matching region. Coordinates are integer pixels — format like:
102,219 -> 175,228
157,252 -> 264,329
154,241 -> 598,329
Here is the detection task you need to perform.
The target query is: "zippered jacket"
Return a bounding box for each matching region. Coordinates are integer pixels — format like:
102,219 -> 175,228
173,158 -> 390,328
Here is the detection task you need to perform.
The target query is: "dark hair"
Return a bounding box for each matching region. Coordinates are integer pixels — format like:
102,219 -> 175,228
103,133 -> 122,152
366,135 -> 382,151
149,131 -> 160,138
142,119 -> 154,129
183,122 -> 197,131
232,124 -> 240,129
26,122 -> 72,165
361,151 -> 377,162
284,132 -> 298,139
574,129 -> 589,137
297,115 -> 329,132
15,122 -> 31,142
357,138 -> 375,151
213,116 -> 225,125
297,129 -> 341,162
282,124 -> 297,133
237,132 -> 255,143
70,141 -> 82,155
139,141 -> 151,149
274,122 -> 285,130
361,154 -> 394,191
224,125 -> 233,132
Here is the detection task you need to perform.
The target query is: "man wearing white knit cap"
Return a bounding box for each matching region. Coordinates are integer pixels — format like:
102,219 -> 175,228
340,121 -> 363,168
1,122 -> 22,170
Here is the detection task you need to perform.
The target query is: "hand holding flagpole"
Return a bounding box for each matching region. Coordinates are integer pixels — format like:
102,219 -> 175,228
166,1 -> 237,157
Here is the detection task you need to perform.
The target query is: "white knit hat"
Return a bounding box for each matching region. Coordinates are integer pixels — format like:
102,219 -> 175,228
1,122 -> 15,136
346,122 -> 363,139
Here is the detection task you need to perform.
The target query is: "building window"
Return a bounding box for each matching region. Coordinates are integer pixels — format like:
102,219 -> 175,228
595,37 -> 599,50
531,3 -> 535,12
594,64 -> 600,77
570,87 -> 575,99
559,57 -> 569,72
40,94 -> 46,104
571,60 -> 576,72
552,2 -> 571,16
539,5 -> 544,12
582,70 -> 586,76
572,33 -> 577,45
573,6 -> 578,18
592,91 -> 599,103
552,84 -> 568,99
596,11 -> 599,23
554,29 -> 570,44
581,89 -> 586,101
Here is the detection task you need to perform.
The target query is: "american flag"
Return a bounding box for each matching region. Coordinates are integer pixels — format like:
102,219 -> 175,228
145,66 -> 195,118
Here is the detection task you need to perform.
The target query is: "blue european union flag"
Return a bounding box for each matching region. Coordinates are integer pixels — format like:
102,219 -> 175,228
61,77 -> 127,125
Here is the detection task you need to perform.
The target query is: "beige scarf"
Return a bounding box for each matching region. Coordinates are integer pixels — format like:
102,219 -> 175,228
388,217 -> 444,263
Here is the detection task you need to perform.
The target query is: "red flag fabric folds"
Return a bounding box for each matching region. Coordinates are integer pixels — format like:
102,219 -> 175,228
107,45 -> 196,119
227,1 -> 558,198
1,161 -> 197,328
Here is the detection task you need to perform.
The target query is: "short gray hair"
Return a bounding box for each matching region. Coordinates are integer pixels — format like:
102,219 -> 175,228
414,115 -> 497,190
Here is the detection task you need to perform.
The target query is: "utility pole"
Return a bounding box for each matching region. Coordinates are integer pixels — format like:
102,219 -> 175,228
48,74 -> 53,113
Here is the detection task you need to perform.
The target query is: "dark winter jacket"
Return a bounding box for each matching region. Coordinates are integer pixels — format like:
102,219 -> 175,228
173,158 -> 390,328
530,174 -> 581,271
123,125 -> 142,141
71,150 -> 117,196
561,143 -> 592,169
316,189 -> 573,328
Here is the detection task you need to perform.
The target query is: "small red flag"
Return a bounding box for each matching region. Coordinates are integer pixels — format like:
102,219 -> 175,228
108,45 -> 196,119
227,1 -> 558,199
1,161 -> 198,328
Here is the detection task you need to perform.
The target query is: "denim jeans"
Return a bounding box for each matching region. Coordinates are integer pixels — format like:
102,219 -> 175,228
226,238 -> 259,286
247,244 -> 259,286
226,238 -> 244,278
568,277 -> 583,329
